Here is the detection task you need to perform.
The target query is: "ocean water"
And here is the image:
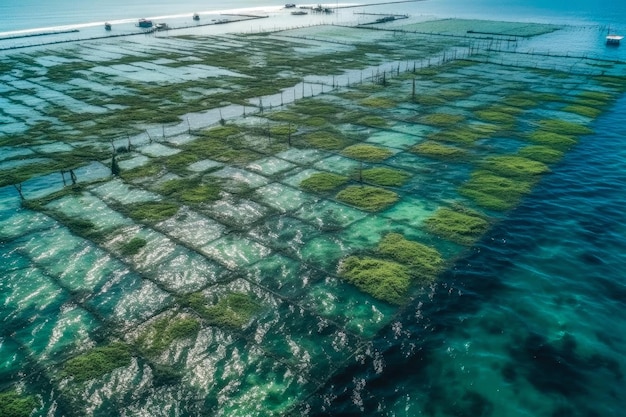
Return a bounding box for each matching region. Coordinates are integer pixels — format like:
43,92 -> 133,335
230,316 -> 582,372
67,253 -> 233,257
1,1 -> 625,417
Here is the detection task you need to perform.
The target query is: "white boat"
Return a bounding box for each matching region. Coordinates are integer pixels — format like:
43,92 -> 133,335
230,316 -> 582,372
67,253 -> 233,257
104,22 -> 112,30
606,34 -> 624,46
155,22 -> 168,30
193,13 -> 200,21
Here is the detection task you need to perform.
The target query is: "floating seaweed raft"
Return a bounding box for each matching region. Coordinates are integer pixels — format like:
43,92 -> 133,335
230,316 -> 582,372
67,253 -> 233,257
0,17 -> 625,417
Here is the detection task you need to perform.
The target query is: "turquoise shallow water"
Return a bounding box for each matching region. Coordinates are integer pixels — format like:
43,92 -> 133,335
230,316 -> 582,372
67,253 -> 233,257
303,95 -> 626,416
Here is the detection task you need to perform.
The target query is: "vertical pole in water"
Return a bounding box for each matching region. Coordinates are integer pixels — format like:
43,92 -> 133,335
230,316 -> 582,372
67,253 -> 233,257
146,130 -> 152,143
281,91 -> 284,106
187,117 -> 191,134
61,171 -> 67,186
13,184 -> 24,200
127,133 -> 132,151
288,123 -> 292,147
412,77 -> 415,101
162,124 -> 165,139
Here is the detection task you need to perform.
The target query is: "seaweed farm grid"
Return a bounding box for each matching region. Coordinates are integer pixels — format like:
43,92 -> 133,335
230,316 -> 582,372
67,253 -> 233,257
1,19 -> 625,416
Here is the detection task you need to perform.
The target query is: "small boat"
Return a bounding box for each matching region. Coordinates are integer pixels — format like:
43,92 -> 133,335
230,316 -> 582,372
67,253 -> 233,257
291,10 -> 308,15
138,18 -> 153,28
155,22 -> 168,30
104,22 -> 112,30
193,13 -> 200,21
606,34 -> 624,46
285,3 -> 296,8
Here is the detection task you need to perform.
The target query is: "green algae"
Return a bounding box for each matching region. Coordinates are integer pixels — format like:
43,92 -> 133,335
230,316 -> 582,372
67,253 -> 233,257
538,119 -> 593,135
62,342 -> 132,382
424,206 -> 489,245
474,109 -> 517,126
426,126 -> 486,145
578,91 -> 614,102
339,256 -> 411,305
160,178 -> 221,204
562,105 -> 602,118
185,292 -> 261,329
300,172 -> 348,193
377,233 -> 444,280
137,316 -> 200,356
304,130 -> 350,150
359,97 -> 396,108
356,115 -> 388,128
526,130 -> 578,150
336,185 -> 399,212
481,155 -> 549,178
127,201 -> 179,223
269,124 -> 298,137
518,145 -> 564,164
359,167 -> 411,187
411,140 -> 467,159
163,152 -> 201,173
120,161 -> 163,182
342,144 -> 393,162
418,113 -> 465,127
460,171 -> 533,211
265,110 -> 302,124
413,94 -> 447,106
0,390 -> 38,417
119,237 -> 147,256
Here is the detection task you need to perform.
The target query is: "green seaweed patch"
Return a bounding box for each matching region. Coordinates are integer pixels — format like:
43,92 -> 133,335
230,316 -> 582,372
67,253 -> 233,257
269,124 -> 298,137
62,342 -> 131,382
427,128 -> 482,145
418,113 -> 465,127
411,140 -> 467,159
460,171 -> 533,211
358,167 -> 410,187
526,130 -> 577,150
164,152 -> 201,173
199,124 -> 242,140
518,145 -> 564,164
339,256 -> 411,305
439,89 -> 468,99
186,292 -> 261,329
342,144 -> 393,162
0,390 -> 38,417
120,161 -> 163,182
424,206 -> 489,245
413,95 -> 447,106
119,237 -> 147,256
160,178 -> 220,204
503,96 -> 539,108
359,96 -> 396,108
300,172 -> 348,193
538,119 -> 593,135
304,130 -> 349,150
290,100 -> 345,118
138,316 -> 200,356
356,115 -> 388,128
300,116 -> 328,127
265,110 -> 302,123
128,201 -> 179,222
481,155 -> 549,178
378,233 -> 444,280
578,91 -> 613,102
336,90 -> 371,100
336,185 -> 398,212
562,105 -> 601,118
474,110 -> 517,125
